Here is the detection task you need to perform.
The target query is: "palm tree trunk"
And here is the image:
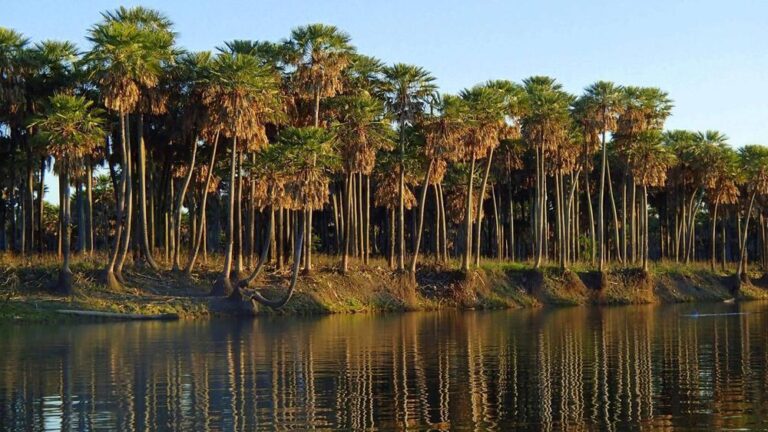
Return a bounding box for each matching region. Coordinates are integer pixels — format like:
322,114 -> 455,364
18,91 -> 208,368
711,199 -> 720,272
508,180 -> 515,261
462,155 -> 476,271
86,164 -> 94,254
185,131 -> 219,274
136,114 -> 159,270
642,185 -> 649,272
106,113 -> 128,287
606,159 -> 622,264
235,148 -> 244,278
585,165 -> 596,265
58,169 -> 73,295
38,158 -> 45,254
410,159 -> 434,274
439,184 -> 448,261
474,149 -> 495,267
737,191 -> 757,282
598,126 -> 607,271
342,172 -> 353,273
365,175 -> 371,265
173,136 -> 198,271
211,136 -> 238,295
389,208 -> 396,269
115,114 -> 134,279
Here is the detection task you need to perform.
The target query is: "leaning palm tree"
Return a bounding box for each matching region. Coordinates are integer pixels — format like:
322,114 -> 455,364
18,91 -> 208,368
203,50 -> 283,296
237,126 -> 337,306
627,130 -> 676,272
575,81 -> 623,271
382,63 -> 437,271
29,94 -> 105,294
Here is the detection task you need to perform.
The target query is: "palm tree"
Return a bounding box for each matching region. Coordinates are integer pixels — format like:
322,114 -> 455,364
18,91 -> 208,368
626,130 -> 676,272
576,81 -> 622,271
29,94 -> 105,294
409,94 -> 465,274
382,64 -> 437,271
332,94 -> 393,272
522,76 -> 572,269
203,50 -> 283,296
284,24 -> 355,272
27,40 -> 80,253
702,143 -> 740,271
614,87 -> 673,263
736,145 -> 768,283
237,126 -> 337,304
85,10 -> 170,286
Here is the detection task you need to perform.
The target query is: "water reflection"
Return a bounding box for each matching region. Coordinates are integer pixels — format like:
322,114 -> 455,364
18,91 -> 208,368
2,303 -> 768,430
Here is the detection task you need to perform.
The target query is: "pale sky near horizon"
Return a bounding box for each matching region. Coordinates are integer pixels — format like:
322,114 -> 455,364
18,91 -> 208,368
5,0 -> 768,203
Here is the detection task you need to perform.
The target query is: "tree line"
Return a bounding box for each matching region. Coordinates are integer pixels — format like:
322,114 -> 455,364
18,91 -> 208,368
2,7 -> 767,305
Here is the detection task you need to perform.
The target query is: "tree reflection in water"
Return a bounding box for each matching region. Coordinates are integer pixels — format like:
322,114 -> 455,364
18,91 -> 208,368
1,303 -> 768,430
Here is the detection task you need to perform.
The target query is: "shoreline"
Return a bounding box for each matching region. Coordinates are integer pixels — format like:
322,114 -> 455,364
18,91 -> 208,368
3,256 -> 768,323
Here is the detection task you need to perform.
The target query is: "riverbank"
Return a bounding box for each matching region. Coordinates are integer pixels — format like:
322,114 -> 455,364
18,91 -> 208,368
2,253 -> 767,322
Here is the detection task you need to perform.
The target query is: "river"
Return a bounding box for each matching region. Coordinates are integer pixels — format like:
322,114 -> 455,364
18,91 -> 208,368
1,302 -> 768,430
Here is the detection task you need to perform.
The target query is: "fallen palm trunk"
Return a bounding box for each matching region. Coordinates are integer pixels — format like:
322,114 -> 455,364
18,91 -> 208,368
57,309 -> 179,321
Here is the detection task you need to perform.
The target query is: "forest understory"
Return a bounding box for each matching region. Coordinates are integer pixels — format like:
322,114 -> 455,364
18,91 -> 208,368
2,253 -> 767,322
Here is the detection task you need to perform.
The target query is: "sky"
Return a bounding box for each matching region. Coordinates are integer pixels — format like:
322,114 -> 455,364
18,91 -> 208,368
5,0 -> 768,203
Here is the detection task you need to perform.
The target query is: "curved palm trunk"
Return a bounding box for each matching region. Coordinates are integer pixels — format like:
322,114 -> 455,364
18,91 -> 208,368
474,149 -> 495,267
172,136 -> 198,271
409,159 -> 434,274
462,155 -> 477,272
598,127 -> 607,272
239,204 -> 274,288
185,132 -> 219,274
245,212 -> 305,309
136,114 -> 159,270
106,113 -> 128,288
211,136 -> 238,296
115,115 -> 134,280
606,159 -> 622,264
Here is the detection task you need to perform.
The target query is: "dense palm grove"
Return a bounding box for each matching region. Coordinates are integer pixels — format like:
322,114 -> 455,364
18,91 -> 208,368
2,7 -> 767,304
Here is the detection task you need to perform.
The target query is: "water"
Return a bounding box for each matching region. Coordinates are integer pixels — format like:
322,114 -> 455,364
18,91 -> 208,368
1,303 -> 768,431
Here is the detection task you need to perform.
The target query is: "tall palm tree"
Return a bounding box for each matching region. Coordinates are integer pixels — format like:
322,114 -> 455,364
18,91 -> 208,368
382,63 -> 437,271
284,24 -> 355,272
332,93 -> 393,272
626,130 -> 676,271
522,76 -> 572,269
27,40 -> 79,253
702,143 -> 740,272
107,6 -> 176,271
85,11 -> 170,286
576,81 -> 622,271
736,145 -> 768,283
29,94 -> 105,294
203,50 -> 283,296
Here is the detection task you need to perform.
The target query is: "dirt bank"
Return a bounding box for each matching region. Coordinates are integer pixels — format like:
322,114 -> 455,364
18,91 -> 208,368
2,256 -> 767,322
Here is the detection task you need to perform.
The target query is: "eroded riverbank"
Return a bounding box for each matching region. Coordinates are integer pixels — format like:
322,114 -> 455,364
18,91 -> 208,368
2,255 -> 768,322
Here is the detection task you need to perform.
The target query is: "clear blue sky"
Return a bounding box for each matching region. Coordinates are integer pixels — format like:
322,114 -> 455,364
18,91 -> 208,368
6,0 -> 767,202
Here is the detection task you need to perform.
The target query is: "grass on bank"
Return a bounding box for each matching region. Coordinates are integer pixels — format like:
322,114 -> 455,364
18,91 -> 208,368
2,251 -> 768,322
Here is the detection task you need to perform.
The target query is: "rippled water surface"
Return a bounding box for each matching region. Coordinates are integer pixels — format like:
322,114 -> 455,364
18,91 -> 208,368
2,302 -> 768,431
